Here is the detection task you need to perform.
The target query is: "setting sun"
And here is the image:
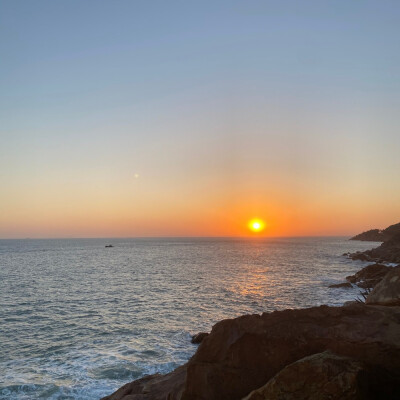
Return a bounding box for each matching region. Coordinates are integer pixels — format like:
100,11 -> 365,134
248,219 -> 265,233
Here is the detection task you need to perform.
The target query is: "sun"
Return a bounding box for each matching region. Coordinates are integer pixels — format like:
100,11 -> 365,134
248,219 -> 265,233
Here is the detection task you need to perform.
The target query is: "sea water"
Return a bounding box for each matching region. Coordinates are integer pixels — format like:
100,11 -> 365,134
0,237 -> 379,399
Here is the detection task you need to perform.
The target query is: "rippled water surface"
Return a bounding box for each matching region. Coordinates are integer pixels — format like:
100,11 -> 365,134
0,237 -> 379,399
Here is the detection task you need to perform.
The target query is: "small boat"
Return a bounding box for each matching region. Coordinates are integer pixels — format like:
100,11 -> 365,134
105,244 -> 114,248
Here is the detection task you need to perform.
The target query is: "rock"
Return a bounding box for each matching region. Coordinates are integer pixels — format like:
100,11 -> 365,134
344,301 -> 359,307
366,267 -> 400,306
350,252 -> 371,261
181,304 -> 400,400
367,233 -> 400,264
191,332 -> 209,344
346,275 -> 357,283
350,222 -> 400,242
100,365 -> 186,400
349,233 -> 400,264
102,305 -> 400,400
345,264 -> 391,289
241,351 -> 369,400
329,282 -> 352,288
358,280 -> 378,289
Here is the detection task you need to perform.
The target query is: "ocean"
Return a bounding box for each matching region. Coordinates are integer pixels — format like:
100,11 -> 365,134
0,237 -> 379,399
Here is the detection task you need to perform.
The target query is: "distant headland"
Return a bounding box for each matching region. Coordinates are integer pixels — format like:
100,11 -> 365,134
350,222 -> 400,242
349,222 -> 400,264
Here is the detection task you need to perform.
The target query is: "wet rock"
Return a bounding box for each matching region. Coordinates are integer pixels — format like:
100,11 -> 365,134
346,275 -> 357,283
241,351 -> 369,400
366,267 -> 400,306
329,282 -> 352,289
349,233 -> 400,264
350,252 -> 372,262
358,280 -> 378,289
345,264 -> 391,289
191,332 -> 209,344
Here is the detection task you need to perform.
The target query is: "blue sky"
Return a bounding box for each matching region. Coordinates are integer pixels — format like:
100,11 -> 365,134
1,1 -> 399,237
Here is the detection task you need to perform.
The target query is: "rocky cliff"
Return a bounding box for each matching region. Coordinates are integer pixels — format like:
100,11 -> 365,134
101,303 -> 400,400
350,222 -> 400,242
350,232 -> 400,264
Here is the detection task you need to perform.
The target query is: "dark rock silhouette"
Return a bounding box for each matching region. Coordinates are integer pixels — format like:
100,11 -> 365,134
191,332 -> 209,344
345,263 -> 392,289
349,252 -> 373,262
101,365 -> 186,400
351,229 -> 385,242
366,266 -> 400,306
242,351 -> 371,400
328,282 -> 352,288
350,222 -> 400,242
349,233 -> 400,264
101,304 -> 400,400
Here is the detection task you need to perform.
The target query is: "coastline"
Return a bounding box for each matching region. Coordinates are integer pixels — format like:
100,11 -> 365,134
101,236 -> 400,400
0,237 -> 378,399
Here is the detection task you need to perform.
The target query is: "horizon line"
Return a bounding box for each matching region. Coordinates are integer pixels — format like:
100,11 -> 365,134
0,234 -> 354,240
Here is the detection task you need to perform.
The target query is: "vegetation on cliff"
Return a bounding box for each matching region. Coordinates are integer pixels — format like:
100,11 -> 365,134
350,222 -> 400,242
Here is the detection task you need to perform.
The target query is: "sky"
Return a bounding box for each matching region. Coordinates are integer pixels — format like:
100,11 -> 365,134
1,0 -> 399,238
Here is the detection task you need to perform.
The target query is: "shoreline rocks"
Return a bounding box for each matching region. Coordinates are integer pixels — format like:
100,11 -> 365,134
242,351 -> 373,400
345,263 -> 392,289
101,304 -> 400,400
191,332 -> 209,344
349,233 -> 400,264
328,282 -> 352,289
349,222 -> 400,264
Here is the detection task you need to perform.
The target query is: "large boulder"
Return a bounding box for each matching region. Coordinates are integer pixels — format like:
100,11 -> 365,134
181,304 -> 400,400
242,351 -> 369,400
366,267 -> 400,306
102,305 -> 400,400
345,263 -> 391,289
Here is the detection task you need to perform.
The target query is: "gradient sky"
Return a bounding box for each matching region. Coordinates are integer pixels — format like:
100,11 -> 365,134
1,0 -> 399,238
